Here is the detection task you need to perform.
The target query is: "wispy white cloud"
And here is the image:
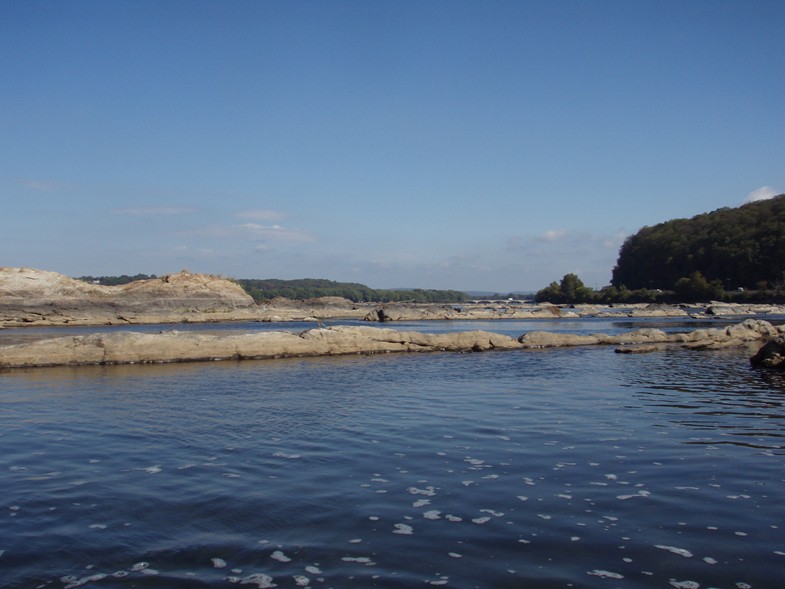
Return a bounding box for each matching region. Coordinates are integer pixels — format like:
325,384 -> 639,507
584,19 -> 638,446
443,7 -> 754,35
538,229 -> 567,242
190,223 -> 315,243
20,179 -> 63,192
235,209 -> 287,221
744,186 -> 780,203
114,206 -> 197,216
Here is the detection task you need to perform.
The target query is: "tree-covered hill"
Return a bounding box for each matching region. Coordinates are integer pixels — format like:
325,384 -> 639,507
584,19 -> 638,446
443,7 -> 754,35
612,195 -> 785,290
235,278 -> 468,303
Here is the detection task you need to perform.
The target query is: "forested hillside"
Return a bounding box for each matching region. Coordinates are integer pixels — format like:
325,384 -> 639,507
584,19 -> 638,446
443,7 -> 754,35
234,278 -> 468,303
612,195 -> 785,290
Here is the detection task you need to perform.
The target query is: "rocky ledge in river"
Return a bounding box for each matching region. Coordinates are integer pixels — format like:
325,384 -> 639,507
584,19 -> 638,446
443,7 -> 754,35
0,319 -> 781,369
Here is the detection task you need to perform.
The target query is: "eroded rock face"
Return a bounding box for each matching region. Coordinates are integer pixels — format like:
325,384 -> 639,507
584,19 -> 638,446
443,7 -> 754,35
0,267 -> 256,326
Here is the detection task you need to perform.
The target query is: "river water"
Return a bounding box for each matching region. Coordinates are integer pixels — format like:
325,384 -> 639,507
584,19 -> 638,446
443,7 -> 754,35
2,319 -> 784,588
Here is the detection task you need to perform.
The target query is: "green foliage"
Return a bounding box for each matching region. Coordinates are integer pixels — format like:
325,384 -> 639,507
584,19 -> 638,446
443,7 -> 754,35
672,271 -> 725,303
535,273 -> 593,303
612,194 -> 785,290
235,278 -> 468,303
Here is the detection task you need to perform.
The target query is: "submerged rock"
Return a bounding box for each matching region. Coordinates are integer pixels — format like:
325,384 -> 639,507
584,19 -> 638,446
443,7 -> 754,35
750,337 -> 785,368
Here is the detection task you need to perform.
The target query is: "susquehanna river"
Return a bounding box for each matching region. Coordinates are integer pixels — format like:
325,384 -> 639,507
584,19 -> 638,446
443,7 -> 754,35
2,319 -> 784,588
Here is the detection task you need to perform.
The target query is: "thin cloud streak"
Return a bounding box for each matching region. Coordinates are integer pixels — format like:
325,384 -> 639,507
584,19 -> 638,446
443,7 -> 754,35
235,209 -> 287,221
20,179 -> 63,192
185,223 -> 315,243
114,206 -> 197,216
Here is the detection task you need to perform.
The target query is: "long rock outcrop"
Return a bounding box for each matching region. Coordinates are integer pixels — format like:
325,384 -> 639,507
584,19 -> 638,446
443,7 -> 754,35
1,320 -> 781,369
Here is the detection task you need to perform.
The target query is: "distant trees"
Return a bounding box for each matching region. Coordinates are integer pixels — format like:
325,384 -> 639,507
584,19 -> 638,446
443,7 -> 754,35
78,274 -> 157,286
234,278 -> 468,303
534,273 -> 593,304
672,271 -> 724,303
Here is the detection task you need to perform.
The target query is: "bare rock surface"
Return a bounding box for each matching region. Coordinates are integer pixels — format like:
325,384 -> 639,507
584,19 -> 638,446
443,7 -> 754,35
1,319 -> 782,369
0,325 -> 522,368
0,267 -> 257,326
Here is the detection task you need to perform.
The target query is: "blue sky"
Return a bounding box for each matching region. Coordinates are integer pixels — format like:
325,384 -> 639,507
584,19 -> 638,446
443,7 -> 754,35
2,0 -> 783,291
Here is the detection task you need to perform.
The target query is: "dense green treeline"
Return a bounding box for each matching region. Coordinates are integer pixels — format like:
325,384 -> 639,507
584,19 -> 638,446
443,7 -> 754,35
612,195 -> 785,290
235,278 -> 468,303
78,274 -> 158,285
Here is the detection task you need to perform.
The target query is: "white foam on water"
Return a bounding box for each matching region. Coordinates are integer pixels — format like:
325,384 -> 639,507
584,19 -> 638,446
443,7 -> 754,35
536,514 -> 551,520
212,558 -> 227,568
523,477 -> 535,486
570,537 -> 581,542
471,517 -> 491,525
587,570 -> 623,579
735,583 -> 752,588
130,562 -> 149,571
408,486 -> 436,496
62,573 -> 108,588
448,553 -> 462,558
141,466 -> 162,474
293,575 -> 310,586
734,531 -> 748,536
445,515 -> 462,522
305,566 -> 322,574
669,581 -> 699,589
111,571 -> 128,577
655,545 -> 693,558
516,495 -> 528,501
413,499 -> 430,508
272,453 -> 301,459
393,523 -> 414,535
703,556 -> 717,564
341,556 -> 376,566
423,510 -> 441,520
349,538 -> 362,543
239,573 -> 276,587
271,550 -> 292,562
480,509 -> 503,517
88,524 -> 107,529
368,516 -> 379,521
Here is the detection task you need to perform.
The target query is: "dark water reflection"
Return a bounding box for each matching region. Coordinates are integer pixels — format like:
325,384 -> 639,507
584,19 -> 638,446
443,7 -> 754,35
2,325 -> 785,588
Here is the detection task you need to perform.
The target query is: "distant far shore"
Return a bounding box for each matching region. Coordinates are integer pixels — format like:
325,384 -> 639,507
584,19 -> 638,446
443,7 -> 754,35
2,267 -> 785,329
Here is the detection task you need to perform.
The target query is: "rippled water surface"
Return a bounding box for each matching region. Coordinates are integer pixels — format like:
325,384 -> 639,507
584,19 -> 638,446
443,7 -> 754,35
2,321 -> 785,588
